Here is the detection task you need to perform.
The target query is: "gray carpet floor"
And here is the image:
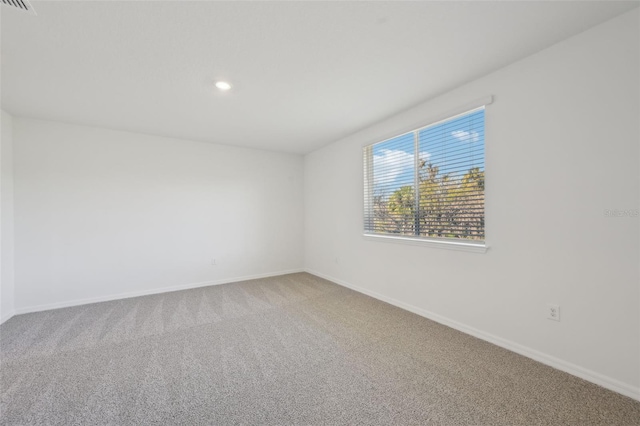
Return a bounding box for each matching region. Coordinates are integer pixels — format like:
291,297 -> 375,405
1,273 -> 639,425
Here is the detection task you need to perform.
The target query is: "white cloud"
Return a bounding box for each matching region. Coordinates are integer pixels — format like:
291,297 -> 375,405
372,149 -> 430,188
451,130 -> 480,143
373,149 -> 412,185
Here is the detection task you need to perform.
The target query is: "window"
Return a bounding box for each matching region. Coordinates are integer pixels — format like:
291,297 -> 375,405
364,107 -> 486,247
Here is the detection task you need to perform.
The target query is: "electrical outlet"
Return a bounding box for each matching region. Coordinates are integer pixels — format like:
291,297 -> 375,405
211,258 -> 217,266
547,304 -> 560,321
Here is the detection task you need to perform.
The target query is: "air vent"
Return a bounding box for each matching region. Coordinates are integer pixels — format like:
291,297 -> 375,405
1,0 -> 36,15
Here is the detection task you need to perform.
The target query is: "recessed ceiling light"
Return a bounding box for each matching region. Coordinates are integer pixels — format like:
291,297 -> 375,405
215,81 -> 232,91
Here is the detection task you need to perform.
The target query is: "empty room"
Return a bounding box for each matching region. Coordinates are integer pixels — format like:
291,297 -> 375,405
1,1 -> 639,425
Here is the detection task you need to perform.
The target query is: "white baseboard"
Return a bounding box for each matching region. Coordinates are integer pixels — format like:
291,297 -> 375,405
13,268 -> 304,316
0,310 -> 15,325
305,268 -> 640,402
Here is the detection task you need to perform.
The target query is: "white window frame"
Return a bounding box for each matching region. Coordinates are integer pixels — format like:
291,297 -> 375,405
362,96 -> 493,253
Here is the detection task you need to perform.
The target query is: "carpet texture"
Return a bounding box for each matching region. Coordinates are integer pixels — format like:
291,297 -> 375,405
1,272 -> 639,425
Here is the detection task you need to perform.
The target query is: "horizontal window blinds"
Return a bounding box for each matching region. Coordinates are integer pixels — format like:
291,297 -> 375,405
364,107 -> 485,242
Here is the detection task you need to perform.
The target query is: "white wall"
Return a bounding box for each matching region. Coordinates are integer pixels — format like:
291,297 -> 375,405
1,110 -> 15,323
13,118 -> 304,311
305,10 -> 640,399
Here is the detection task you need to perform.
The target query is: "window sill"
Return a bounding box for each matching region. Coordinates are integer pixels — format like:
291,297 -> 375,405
363,233 -> 488,253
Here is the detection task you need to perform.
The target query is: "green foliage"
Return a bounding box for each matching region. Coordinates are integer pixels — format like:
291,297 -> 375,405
373,162 -> 484,240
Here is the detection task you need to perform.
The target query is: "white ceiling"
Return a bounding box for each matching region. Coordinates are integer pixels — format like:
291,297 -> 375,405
2,1 -> 637,154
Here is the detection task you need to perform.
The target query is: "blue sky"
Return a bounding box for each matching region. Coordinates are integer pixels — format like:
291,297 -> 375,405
372,109 -> 484,196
